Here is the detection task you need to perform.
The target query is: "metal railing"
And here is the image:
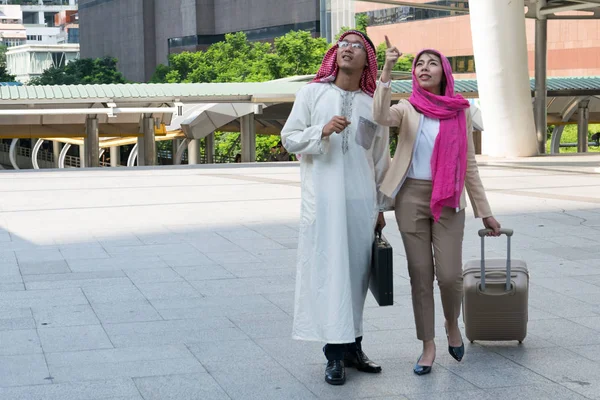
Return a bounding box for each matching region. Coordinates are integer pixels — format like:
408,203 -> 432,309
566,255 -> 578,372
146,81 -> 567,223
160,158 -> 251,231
157,149 -> 237,164
16,146 -> 31,158
0,143 -> 111,169
1,144 -> 233,168
63,155 -> 80,168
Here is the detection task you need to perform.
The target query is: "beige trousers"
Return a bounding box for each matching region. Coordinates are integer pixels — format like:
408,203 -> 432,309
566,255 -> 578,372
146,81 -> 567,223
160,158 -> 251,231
394,178 -> 465,341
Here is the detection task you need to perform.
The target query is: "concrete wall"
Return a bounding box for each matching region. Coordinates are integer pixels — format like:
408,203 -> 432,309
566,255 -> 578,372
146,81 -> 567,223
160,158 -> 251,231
214,0 -> 319,33
195,0 -> 215,35
153,0 -> 198,72
79,0 -> 147,82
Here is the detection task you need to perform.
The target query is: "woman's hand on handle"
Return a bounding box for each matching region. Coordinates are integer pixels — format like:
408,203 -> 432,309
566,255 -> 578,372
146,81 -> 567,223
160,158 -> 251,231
482,216 -> 501,237
381,35 -> 402,84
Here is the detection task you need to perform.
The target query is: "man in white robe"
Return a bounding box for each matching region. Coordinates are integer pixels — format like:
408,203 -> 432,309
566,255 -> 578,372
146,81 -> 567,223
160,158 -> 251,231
281,30 -> 391,386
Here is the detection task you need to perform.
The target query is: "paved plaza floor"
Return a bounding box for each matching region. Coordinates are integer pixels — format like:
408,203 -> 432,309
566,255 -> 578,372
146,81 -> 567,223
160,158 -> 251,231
0,154 -> 599,399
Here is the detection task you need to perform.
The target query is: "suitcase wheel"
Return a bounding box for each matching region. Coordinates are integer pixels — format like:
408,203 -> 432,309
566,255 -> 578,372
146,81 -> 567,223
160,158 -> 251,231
518,341 -> 522,344
470,340 -> 474,344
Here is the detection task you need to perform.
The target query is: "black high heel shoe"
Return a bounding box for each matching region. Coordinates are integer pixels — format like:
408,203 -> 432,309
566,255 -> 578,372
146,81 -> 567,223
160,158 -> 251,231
445,326 -> 465,362
413,354 -> 432,376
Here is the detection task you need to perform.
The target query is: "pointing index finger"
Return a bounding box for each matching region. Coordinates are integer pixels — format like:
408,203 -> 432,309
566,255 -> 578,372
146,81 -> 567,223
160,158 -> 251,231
384,35 -> 392,49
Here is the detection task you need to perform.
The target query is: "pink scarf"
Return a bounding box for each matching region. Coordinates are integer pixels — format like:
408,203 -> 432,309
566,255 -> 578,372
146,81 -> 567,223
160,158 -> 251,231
408,49 -> 470,222
312,30 -> 378,97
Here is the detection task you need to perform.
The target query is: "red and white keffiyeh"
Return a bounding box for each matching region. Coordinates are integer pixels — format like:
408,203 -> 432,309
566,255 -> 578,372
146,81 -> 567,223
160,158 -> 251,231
312,30 -> 378,97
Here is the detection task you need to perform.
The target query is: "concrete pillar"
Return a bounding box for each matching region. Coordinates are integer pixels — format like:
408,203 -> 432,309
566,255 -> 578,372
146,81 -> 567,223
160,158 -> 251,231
469,0 -> 538,157
578,100 -> 590,153
240,114 -> 256,162
534,10 -> 548,154
38,11 -> 44,25
205,133 -> 215,164
52,141 -> 61,168
188,139 -> 200,165
84,117 -> 99,167
110,146 -> 121,167
139,115 -> 156,166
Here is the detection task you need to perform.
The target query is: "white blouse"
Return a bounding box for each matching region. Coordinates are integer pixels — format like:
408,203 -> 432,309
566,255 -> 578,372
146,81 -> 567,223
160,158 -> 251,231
407,115 -> 440,180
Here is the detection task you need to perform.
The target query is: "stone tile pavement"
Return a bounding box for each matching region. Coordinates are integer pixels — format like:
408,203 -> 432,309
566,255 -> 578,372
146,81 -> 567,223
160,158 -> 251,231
0,154 -> 599,399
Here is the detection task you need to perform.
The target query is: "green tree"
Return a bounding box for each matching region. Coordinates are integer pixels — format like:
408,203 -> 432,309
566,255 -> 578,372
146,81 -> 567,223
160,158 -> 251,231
28,57 -> 128,85
545,123 -> 600,154
266,30 -> 329,78
149,64 -> 171,84
154,31 -> 328,84
0,66 -> 15,82
355,13 -> 369,32
0,45 -> 15,82
376,42 -> 414,72
0,45 -> 7,66
336,13 -> 369,39
212,132 -> 291,162
154,32 -> 272,83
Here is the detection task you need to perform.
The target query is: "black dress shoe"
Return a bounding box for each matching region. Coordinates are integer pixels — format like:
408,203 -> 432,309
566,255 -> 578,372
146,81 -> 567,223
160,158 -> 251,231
325,360 -> 346,385
445,327 -> 465,362
413,355 -> 432,376
344,349 -> 382,373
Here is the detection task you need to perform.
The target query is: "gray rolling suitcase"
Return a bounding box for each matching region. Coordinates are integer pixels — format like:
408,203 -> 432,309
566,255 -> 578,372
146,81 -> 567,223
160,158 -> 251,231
462,228 -> 529,343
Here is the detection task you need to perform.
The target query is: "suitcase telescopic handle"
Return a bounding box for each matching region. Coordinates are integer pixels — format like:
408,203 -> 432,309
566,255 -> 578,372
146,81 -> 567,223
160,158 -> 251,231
478,228 -> 514,237
478,229 -> 513,292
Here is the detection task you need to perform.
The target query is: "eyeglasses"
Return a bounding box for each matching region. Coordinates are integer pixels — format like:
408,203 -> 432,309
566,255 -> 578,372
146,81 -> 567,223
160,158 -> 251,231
338,40 -> 365,51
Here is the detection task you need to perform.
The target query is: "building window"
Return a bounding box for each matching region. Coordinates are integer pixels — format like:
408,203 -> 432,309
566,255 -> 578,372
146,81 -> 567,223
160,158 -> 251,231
3,39 -> 25,47
68,28 -> 79,44
447,55 -> 476,73
363,0 -> 468,27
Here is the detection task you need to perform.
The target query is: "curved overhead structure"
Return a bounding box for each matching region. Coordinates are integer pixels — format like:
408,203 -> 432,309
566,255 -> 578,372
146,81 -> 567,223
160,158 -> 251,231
58,143 -> 72,169
127,144 -> 138,167
31,139 -> 45,170
175,138 -> 191,165
9,139 -> 20,170
470,0 -> 538,157
550,96 -> 589,154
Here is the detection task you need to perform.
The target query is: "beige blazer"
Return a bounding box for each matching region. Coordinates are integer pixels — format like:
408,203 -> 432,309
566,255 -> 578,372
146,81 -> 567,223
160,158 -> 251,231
372,83 -> 492,219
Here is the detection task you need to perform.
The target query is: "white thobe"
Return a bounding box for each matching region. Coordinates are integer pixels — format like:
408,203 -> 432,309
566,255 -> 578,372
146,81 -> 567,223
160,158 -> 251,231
281,83 -> 391,343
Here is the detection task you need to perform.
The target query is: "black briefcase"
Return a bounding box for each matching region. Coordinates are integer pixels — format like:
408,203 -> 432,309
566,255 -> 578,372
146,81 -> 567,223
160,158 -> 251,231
369,231 -> 394,306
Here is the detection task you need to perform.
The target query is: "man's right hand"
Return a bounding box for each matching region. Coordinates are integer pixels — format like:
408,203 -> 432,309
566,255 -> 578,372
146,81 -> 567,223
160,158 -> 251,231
322,116 -> 351,138
383,35 -> 402,72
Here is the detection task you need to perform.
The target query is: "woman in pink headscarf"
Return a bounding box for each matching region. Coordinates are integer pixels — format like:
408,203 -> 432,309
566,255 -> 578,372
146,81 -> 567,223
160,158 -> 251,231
372,38 -> 502,376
